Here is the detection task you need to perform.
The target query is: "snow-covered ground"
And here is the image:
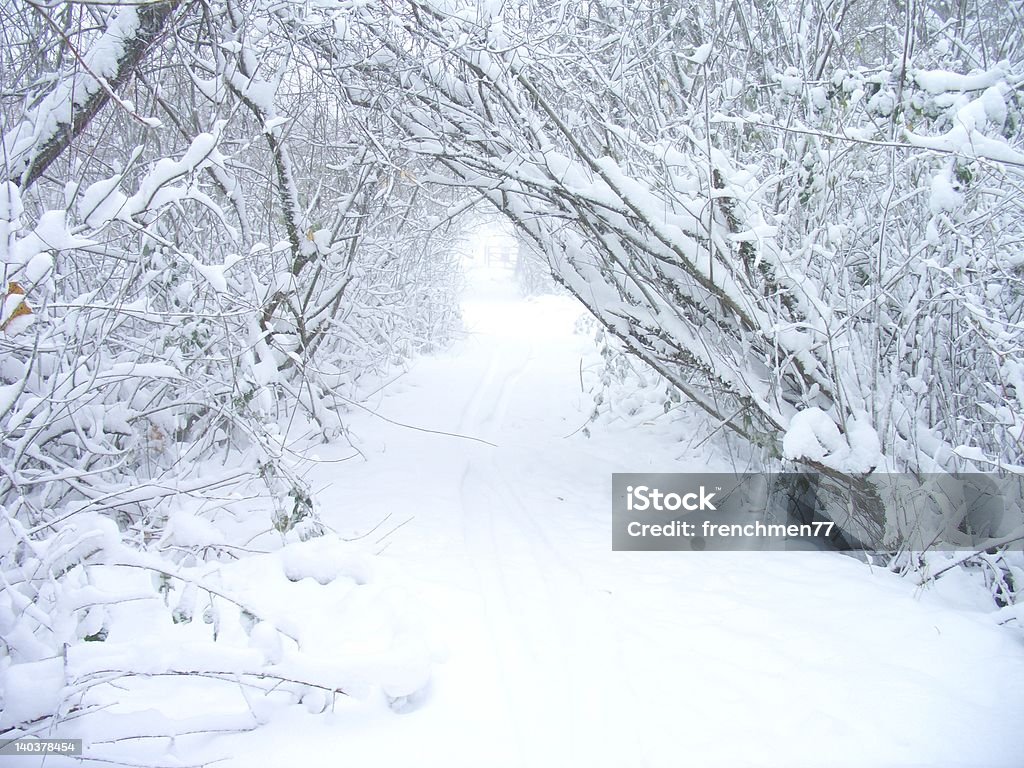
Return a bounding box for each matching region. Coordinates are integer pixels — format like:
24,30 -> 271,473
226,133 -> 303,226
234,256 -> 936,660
213,262 -> 1023,767
16,261 -> 1023,767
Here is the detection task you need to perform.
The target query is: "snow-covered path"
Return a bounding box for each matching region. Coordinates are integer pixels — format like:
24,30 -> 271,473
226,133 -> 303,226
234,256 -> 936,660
222,265 -> 1023,768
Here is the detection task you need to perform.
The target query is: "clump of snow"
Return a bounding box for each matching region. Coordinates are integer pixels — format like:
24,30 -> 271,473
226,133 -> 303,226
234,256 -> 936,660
24,250 -> 53,286
180,251 -> 230,293
280,536 -> 374,586
980,85 -> 1008,127
953,444 -> 988,463
809,85 -> 829,111
783,407 -> 843,462
846,411 -> 883,474
929,171 -> 963,215
79,174 -> 130,227
248,621 -> 284,664
690,42 -> 712,66
263,116 -> 291,135
906,376 -> 928,395
0,658 -> 65,729
867,89 -> 895,117
163,510 -> 226,548
904,81 -> 1024,166
779,67 -> 803,96
782,407 -> 880,473
913,66 -> 1005,95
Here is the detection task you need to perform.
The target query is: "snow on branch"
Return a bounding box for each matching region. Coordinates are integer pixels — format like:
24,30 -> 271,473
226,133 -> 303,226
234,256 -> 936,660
1,1 -> 179,190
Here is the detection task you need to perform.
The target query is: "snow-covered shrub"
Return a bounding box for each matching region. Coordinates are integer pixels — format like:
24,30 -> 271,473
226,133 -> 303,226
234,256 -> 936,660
0,0 -> 458,745
350,0 -> 1023,556
579,320 -> 678,431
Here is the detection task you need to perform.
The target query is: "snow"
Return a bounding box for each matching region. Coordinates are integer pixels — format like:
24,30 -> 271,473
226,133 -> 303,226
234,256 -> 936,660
79,175 -> 130,228
779,67 -> 803,96
929,171 -> 963,214
23,250 -> 53,286
181,251 -> 229,293
981,85 -> 1009,126
953,444 -> 988,463
781,406 -> 889,473
1,6 -> 144,183
906,375 -> 928,395
690,43 -> 713,66
722,77 -> 744,101
783,406 -> 844,462
913,66 -> 1006,95
0,381 -> 22,417
163,510 -> 225,548
263,116 -> 291,134
0,658 -> 65,729
0,291 -> 33,336
809,85 -> 829,110
232,267 -> 1020,766
904,82 -> 1024,167
867,89 -> 895,116
0,182 -> 24,259
21,263 -> 1018,767
4,8 -> 1024,763
248,621 -> 285,664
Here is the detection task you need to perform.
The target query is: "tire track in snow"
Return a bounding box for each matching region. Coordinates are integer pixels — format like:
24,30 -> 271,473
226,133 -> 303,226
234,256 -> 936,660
484,346 -> 534,434
456,342 -> 535,439
456,349 -> 502,436
485,459 -> 645,767
459,459 -> 576,766
455,340 -> 581,764
453,335 -> 641,766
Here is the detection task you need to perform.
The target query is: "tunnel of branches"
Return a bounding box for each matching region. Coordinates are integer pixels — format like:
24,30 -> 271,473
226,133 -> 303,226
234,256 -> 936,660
2,0 -> 1022,547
